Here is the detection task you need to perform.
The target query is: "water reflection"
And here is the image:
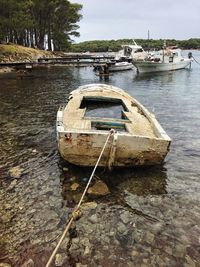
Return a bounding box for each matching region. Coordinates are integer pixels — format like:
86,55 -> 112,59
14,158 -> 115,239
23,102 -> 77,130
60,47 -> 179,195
133,69 -> 193,90
133,70 -> 175,81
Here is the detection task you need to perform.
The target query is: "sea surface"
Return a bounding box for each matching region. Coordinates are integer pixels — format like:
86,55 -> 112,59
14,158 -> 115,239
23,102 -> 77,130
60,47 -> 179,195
0,51 -> 200,266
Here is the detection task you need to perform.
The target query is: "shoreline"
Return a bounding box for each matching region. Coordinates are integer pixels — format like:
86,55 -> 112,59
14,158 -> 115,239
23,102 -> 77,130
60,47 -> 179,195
0,67 -> 15,73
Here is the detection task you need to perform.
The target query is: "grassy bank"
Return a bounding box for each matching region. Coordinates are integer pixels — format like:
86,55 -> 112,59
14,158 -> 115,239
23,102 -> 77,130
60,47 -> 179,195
0,43 -> 62,63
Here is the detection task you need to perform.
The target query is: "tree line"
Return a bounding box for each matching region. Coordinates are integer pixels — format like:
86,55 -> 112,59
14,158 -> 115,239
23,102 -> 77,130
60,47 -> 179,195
70,38 -> 200,53
0,0 -> 82,51
0,1 -> 199,53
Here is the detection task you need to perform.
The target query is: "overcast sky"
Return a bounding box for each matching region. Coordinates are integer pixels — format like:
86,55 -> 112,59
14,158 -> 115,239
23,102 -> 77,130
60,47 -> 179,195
71,0 -> 200,42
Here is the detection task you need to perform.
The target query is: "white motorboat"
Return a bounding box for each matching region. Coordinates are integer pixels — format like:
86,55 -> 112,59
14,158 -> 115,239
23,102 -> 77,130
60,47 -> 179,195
115,40 -> 147,61
132,47 -> 192,73
93,61 -> 133,74
107,61 -> 133,71
56,84 -> 171,168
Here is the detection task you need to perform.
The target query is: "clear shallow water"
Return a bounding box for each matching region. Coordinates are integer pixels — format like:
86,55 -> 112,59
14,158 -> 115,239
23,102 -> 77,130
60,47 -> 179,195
0,51 -> 200,266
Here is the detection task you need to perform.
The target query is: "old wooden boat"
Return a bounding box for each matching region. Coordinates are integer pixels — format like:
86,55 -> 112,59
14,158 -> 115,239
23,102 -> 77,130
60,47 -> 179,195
56,84 -> 171,168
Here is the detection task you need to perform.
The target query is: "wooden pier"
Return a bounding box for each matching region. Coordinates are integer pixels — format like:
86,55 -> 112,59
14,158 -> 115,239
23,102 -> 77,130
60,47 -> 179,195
38,54 -> 115,63
0,54 -> 115,70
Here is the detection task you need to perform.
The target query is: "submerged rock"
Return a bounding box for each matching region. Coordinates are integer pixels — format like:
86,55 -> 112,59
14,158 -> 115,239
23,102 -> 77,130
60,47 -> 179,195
70,183 -> 79,191
8,166 -> 24,179
0,263 -> 12,267
117,222 -> 128,235
55,253 -> 68,266
88,214 -> 98,224
184,255 -> 196,267
76,263 -> 87,267
81,201 -> 97,210
21,259 -> 34,267
120,210 -> 131,224
28,148 -> 37,154
88,180 -> 110,196
7,179 -> 18,190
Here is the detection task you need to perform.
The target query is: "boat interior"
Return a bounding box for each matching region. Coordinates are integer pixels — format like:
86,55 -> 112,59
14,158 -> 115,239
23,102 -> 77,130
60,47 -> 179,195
63,95 -> 157,138
62,85 -> 164,138
80,96 -> 129,131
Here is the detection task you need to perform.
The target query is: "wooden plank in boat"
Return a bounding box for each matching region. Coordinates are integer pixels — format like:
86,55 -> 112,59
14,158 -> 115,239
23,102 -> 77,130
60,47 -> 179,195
124,112 -> 156,137
64,119 -> 91,130
63,109 -> 85,122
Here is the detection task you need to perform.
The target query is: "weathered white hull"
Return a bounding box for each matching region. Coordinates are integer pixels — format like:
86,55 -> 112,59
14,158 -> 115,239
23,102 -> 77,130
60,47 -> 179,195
109,63 -> 133,72
56,84 -> 171,168
133,59 -> 192,73
57,130 -> 170,167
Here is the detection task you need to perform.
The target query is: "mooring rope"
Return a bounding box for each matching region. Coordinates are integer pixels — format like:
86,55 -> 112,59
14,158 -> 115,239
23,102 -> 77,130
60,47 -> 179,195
45,129 -> 114,267
192,56 -> 200,66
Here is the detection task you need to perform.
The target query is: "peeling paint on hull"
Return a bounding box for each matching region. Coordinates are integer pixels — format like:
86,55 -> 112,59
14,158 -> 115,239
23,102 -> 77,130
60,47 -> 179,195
57,131 -> 170,167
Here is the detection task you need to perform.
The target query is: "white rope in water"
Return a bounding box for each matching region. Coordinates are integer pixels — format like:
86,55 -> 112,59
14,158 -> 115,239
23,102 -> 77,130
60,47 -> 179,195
192,56 -> 200,66
45,129 -> 114,267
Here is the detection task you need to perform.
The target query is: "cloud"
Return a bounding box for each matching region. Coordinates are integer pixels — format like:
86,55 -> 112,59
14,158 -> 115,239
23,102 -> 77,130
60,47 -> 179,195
70,0 -> 200,41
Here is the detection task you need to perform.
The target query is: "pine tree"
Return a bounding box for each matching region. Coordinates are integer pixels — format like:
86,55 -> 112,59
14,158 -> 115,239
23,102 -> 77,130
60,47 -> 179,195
0,0 -> 82,51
